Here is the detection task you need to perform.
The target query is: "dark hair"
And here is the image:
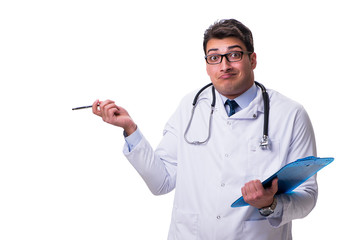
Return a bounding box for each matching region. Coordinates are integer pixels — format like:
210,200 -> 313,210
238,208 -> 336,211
203,19 -> 254,54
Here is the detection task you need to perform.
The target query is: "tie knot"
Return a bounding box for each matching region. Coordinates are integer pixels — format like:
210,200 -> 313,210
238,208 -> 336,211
226,99 -> 239,116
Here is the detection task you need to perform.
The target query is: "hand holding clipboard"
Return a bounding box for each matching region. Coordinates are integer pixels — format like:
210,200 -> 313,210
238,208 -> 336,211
231,156 -> 334,208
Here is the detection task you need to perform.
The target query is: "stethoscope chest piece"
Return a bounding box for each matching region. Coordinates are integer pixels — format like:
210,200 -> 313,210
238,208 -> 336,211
259,135 -> 271,150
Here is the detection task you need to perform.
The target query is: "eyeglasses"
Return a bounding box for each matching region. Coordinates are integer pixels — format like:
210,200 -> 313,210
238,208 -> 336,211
204,51 -> 252,65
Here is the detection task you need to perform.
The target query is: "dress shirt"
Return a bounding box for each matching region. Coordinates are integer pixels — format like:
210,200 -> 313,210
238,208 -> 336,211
220,83 -> 258,116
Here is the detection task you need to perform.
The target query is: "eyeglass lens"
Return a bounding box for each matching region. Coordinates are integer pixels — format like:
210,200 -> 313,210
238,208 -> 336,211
206,51 -> 244,64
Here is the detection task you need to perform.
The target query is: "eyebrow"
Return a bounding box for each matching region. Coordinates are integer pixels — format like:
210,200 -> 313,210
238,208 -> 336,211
207,45 -> 243,54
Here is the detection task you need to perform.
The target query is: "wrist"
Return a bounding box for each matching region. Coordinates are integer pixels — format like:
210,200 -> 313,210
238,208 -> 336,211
259,197 -> 277,217
261,197 -> 275,209
124,123 -> 137,136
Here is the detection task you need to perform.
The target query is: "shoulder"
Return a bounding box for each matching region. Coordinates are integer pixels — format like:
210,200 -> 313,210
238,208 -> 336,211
268,89 -> 305,112
267,88 -> 312,126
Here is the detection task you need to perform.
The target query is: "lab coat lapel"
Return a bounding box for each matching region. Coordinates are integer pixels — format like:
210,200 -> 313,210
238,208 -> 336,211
213,87 -> 265,120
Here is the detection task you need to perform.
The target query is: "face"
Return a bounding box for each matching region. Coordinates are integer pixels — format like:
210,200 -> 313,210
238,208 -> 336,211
205,37 -> 257,99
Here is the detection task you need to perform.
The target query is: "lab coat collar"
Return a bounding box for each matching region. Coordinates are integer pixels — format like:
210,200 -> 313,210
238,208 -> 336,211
214,86 -> 265,120
219,83 -> 258,110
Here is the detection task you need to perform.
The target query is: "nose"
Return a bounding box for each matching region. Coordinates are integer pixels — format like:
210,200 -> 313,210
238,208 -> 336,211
220,56 -> 232,72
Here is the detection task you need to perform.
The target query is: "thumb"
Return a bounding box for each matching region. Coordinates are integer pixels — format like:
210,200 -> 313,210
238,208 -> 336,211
270,178 -> 278,194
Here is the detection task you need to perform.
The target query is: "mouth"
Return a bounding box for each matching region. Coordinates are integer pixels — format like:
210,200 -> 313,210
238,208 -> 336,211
219,73 -> 236,79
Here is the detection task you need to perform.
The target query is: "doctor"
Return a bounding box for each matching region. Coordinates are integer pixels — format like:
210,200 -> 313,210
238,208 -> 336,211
92,19 -> 317,240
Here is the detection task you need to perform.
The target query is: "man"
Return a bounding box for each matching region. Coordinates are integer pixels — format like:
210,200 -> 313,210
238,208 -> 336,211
92,19 -> 317,239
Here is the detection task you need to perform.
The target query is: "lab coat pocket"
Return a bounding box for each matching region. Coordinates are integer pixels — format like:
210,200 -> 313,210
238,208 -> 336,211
243,219 -> 285,240
174,209 -> 199,240
247,138 -> 281,178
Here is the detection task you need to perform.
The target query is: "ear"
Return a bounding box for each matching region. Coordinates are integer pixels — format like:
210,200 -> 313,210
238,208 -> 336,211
250,52 -> 257,69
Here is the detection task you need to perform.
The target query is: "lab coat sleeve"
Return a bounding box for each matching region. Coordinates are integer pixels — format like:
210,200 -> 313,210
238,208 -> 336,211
122,124 -> 178,196
269,106 -> 318,227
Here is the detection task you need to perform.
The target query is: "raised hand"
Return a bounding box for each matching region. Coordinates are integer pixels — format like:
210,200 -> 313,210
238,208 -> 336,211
92,99 -> 137,135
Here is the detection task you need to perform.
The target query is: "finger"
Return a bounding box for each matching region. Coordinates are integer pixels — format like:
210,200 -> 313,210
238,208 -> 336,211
248,180 -> 261,194
113,107 -> 121,116
98,100 -> 114,118
100,100 -> 115,111
92,99 -> 101,116
254,180 -> 263,192
247,182 -> 256,195
108,107 -> 120,120
241,186 -> 247,198
103,103 -> 119,121
111,104 -> 125,117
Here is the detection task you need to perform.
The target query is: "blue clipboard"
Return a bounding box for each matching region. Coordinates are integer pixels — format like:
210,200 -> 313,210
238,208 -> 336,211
231,156 -> 334,208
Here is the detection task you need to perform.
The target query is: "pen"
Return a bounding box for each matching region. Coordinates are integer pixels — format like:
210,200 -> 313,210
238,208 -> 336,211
72,103 -> 99,111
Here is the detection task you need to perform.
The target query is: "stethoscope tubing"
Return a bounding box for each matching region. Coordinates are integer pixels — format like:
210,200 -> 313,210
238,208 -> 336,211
184,81 -> 270,149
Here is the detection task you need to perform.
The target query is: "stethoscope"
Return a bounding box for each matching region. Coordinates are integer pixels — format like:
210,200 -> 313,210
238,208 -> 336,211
184,81 -> 270,150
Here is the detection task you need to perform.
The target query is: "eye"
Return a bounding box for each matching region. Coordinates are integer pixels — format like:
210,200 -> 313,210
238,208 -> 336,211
229,52 -> 242,60
209,55 -> 220,62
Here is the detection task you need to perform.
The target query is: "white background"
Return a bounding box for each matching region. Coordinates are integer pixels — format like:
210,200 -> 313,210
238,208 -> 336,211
1,0 -> 359,239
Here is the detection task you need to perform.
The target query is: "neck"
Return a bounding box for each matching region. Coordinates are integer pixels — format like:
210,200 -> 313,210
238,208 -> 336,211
222,81 -> 254,100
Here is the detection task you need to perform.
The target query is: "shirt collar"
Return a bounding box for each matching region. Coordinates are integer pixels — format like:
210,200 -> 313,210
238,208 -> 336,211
219,83 -> 258,109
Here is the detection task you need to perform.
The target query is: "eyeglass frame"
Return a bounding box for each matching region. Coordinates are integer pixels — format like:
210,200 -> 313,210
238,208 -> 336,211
204,51 -> 253,65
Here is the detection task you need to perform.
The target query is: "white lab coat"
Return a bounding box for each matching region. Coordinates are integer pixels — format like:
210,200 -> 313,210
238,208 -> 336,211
124,85 -> 317,240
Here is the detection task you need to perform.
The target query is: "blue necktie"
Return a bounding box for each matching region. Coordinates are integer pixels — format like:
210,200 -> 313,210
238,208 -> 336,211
226,99 -> 239,117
